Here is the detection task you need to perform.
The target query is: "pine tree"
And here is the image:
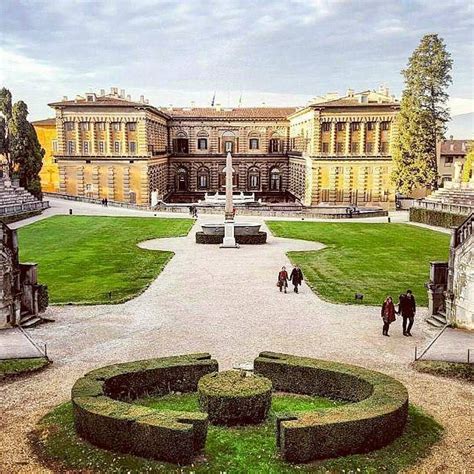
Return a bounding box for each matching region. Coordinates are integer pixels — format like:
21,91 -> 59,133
0,88 -> 44,199
392,34 -> 453,194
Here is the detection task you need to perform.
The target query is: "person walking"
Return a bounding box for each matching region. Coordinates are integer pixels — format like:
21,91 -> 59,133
277,266 -> 289,293
398,290 -> 416,336
193,206 -> 198,218
104,197 -> 108,207
289,265 -> 303,293
381,296 -> 396,336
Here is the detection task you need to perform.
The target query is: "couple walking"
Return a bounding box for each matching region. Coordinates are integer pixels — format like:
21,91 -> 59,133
381,290 -> 416,337
277,265 -> 303,293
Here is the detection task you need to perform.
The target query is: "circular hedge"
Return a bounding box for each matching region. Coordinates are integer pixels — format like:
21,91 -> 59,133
254,351 -> 409,463
71,353 -> 218,465
198,370 -> 272,425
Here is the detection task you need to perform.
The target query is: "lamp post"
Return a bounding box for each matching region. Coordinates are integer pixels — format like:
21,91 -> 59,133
221,151 -> 238,248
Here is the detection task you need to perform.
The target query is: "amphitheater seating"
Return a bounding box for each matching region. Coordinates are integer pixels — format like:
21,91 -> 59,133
0,177 -> 48,217
424,186 -> 474,207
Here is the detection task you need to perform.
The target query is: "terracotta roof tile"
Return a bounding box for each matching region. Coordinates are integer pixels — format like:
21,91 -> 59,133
162,107 -> 297,119
440,140 -> 469,155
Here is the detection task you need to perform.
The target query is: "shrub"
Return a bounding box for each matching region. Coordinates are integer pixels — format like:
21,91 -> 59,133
71,353 -> 218,464
195,231 -> 267,244
254,352 -> 408,463
198,371 -> 272,425
409,208 -> 467,228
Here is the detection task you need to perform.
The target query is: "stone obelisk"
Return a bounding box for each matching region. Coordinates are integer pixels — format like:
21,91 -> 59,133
221,151 -> 238,248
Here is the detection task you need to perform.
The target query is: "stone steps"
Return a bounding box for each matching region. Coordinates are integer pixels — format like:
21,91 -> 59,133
426,311 -> 447,328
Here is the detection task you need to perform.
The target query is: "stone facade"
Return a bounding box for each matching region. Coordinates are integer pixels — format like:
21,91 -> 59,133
42,87 -> 400,207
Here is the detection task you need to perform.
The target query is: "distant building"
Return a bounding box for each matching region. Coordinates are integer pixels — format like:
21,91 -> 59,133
437,138 -> 470,185
32,118 -> 59,192
37,86 -> 400,209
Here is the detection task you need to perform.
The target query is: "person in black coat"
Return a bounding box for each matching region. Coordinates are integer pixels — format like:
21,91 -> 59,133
289,265 -> 304,293
398,289 -> 416,336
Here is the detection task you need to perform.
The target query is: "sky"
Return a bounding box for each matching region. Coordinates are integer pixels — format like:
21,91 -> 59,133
1,0 -> 473,123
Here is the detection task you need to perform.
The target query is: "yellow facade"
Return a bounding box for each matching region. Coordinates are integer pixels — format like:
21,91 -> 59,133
32,118 -> 59,192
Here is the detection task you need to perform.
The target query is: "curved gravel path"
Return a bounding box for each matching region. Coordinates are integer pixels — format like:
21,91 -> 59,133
0,216 -> 472,473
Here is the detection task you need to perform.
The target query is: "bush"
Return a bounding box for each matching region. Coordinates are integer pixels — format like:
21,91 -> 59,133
412,360 -> 474,383
254,352 -> 409,463
198,371 -> 272,425
409,207 -> 467,228
71,353 -> 218,465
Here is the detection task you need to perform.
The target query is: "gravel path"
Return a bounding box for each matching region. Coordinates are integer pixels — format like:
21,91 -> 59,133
1,212 -> 472,472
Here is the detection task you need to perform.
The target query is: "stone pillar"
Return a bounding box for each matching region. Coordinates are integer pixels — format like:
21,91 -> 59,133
122,121 -> 127,155
59,165 -> 67,194
330,122 -> 336,154
375,121 -> 381,155
328,166 -> 338,203
106,120 -> 112,155
140,166 -> 149,205
372,166 -> 382,202
343,166 -> 352,203
360,121 -> 366,154
123,166 -> 131,202
75,121 -> 81,155
345,122 -> 351,155
91,121 -> 97,154
107,166 -> 115,200
92,166 -> 100,198
76,166 -> 85,196
453,162 -> 462,184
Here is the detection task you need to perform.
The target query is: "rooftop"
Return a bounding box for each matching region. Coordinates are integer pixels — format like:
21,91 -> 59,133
440,139 -> 470,155
162,107 -> 297,119
31,118 -> 56,126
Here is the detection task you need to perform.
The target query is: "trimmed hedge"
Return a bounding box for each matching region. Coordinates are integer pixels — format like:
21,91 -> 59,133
198,370 -> 272,425
409,207 -> 467,229
71,353 -> 218,464
195,231 -> 267,245
254,352 -> 408,463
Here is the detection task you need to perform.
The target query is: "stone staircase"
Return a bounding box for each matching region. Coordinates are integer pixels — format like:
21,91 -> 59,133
424,186 -> 474,208
0,177 -> 49,217
426,310 -> 448,328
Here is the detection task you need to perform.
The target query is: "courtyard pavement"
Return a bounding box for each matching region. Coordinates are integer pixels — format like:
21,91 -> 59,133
0,200 -> 472,472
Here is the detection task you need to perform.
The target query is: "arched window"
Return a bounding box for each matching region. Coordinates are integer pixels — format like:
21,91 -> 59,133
197,131 -> 209,151
247,167 -> 260,190
222,131 -> 235,153
197,167 -> 210,190
248,131 -> 260,151
269,132 -> 282,153
176,167 -> 188,191
173,131 -> 189,154
219,165 -> 239,188
270,167 -> 282,191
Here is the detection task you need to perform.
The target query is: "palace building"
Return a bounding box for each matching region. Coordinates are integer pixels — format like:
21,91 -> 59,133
37,86 -> 400,208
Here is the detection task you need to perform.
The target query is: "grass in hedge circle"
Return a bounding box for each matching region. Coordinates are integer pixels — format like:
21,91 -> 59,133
0,357 -> 49,380
33,392 -> 443,473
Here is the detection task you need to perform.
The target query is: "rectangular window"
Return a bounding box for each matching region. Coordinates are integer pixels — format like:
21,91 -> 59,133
321,122 -> 330,132
365,142 -> 374,153
290,137 -> 296,149
336,142 -> 344,153
65,121 -> 74,131
52,140 -> 58,152
197,138 -> 208,150
351,122 -> 360,131
381,142 -> 389,153
112,122 -> 121,131
249,138 -> 259,150
445,156 -> 453,165
381,121 -> 390,131
351,142 -> 359,153
129,141 -> 136,154
322,142 -> 329,153
67,141 -> 75,154
225,141 -> 233,152
83,141 -> 90,154
367,122 -> 375,131
99,141 -> 105,153
126,122 -> 136,131
79,122 -> 89,131
96,122 -> 106,131
336,123 -> 345,132
114,141 -> 121,153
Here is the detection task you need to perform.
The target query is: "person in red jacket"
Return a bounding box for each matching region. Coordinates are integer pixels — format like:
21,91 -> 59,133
381,296 -> 396,337
277,266 -> 289,293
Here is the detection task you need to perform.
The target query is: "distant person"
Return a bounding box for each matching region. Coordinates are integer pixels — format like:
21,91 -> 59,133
101,198 -> 105,206
398,290 -> 416,336
193,206 -> 198,218
289,265 -> 303,293
277,266 -> 289,293
104,197 -> 108,207
189,205 -> 194,216
381,296 -> 396,337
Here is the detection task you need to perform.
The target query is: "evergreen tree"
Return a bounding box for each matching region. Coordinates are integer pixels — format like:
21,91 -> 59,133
0,87 -> 44,199
392,34 -> 453,194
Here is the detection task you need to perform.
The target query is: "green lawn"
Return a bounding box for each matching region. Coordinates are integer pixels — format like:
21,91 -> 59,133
0,357 -> 49,379
18,215 -> 193,304
34,393 -> 443,473
267,222 -> 450,306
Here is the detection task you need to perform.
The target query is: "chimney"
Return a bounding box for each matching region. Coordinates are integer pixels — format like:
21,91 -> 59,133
145,99 -> 149,104
120,89 -> 125,98
215,103 -> 222,111
140,95 -> 145,103
127,94 -> 131,101
346,89 -> 355,98
191,101 -> 195,109
111,87 -> 118,95
450,135 -> 453,140
62,95 -> 68,101
167,104 -> 173,111
100,89 -> 105,96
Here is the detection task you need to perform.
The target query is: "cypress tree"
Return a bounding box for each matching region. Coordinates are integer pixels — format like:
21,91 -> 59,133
392,34 -> 453,194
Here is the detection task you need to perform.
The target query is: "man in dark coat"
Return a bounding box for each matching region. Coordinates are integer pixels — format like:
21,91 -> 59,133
398,290 -> 416,336
289,265 -> 304,293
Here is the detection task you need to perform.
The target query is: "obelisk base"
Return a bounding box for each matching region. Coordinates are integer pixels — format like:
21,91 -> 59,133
220,220 -> 239,248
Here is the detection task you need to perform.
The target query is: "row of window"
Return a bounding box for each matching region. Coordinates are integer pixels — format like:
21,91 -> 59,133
65,122 -> 137,132
176,167 -> 283,191
67,140 -> 137,154
321,141 -> 390,154
180,138 -> 281,152
321,121 -> 390,132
